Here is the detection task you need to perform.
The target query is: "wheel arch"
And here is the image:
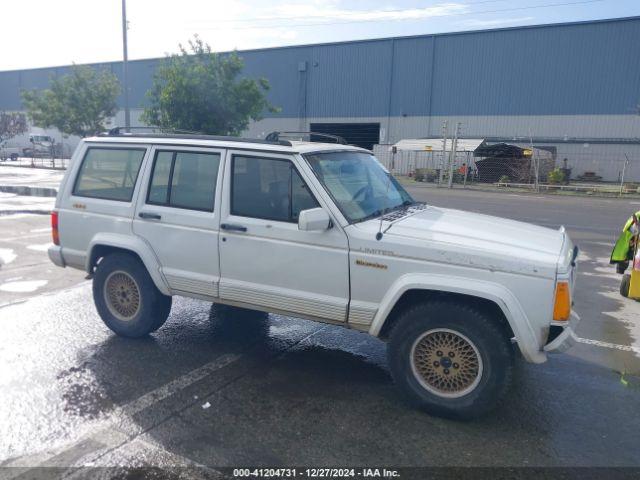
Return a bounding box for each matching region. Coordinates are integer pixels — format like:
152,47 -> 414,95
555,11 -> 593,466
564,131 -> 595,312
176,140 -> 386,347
86,233 -> 170,295
369,273 -> 546,364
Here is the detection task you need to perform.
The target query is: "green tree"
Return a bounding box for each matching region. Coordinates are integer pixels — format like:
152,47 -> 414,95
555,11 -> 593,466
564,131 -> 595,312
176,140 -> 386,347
0,111 -> 28,141
21,65 -> 120,138
142,36 -> 277,136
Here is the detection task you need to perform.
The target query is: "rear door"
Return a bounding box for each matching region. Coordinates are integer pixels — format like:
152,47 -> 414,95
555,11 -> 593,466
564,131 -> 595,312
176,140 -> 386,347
133,145 -> 224,298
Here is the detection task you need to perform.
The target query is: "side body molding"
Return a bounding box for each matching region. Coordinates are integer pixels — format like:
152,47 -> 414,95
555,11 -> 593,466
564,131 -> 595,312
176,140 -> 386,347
368,273 -> 546,364
86,233 -> 171,295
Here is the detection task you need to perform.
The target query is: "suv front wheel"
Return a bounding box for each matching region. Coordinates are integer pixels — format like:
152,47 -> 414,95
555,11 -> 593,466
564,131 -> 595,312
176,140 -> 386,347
92,252 -> 172,337
387,300 -> 514,419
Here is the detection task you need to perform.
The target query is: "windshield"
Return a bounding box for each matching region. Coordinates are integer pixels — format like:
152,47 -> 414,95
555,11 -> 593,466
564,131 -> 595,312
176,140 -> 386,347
305,151 -> 414,223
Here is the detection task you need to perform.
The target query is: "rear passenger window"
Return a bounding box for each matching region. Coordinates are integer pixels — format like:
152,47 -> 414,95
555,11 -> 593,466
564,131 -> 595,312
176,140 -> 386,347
147,150 -> 220,212
73,147 -> 146,201
231,155 -> 319,222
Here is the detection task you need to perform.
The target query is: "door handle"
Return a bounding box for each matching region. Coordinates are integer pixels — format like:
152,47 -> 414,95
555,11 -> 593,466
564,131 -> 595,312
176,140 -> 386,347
220,223 -> 247,232
139,212 -> 162,220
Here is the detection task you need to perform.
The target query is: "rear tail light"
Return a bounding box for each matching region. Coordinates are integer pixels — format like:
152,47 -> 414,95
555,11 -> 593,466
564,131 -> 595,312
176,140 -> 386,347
553,281 -> 571,321
51,210 -> 59,246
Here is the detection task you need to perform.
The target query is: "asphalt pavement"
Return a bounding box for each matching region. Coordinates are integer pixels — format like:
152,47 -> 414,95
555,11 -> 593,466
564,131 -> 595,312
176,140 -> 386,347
1,180 -> 639,476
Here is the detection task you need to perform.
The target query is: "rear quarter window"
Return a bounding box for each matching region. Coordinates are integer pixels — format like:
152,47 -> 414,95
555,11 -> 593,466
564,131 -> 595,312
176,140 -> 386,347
73,147 -> 146,201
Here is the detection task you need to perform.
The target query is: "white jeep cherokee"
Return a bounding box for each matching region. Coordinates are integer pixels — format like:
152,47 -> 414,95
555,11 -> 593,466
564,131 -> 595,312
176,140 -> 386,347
48,130 -> 579,419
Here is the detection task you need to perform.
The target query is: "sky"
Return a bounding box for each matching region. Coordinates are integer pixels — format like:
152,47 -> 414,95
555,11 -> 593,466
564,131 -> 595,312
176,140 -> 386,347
2,0 -> 639,71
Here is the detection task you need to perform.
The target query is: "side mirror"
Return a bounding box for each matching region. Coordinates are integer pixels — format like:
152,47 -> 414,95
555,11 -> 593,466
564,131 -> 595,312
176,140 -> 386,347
298,208 -> 331,231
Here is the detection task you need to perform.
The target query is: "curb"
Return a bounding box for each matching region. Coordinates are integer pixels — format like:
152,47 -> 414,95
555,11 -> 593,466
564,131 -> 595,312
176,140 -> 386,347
0,161 -> 67,171
0,186 -> 58,197
398,180 -> 640,200
0,209 -> 51,216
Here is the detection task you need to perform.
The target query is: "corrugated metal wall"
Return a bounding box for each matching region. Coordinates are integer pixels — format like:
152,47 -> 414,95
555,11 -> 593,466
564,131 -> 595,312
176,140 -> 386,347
429,19 -> 640,116
1,17 -> 639,120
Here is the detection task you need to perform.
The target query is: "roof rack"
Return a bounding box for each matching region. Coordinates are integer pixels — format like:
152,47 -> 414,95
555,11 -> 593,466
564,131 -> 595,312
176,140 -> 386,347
105,126 -> 206,136
99,126 -> 293,146
265,131 -> 348,145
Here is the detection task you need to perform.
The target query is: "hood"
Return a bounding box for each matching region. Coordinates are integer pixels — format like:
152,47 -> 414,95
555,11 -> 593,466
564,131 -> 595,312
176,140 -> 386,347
377,206 -> 566,278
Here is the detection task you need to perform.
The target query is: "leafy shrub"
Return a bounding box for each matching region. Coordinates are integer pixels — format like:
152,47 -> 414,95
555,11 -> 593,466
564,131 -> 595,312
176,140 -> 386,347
498,175 -> 510,184
547,168 -> 565,185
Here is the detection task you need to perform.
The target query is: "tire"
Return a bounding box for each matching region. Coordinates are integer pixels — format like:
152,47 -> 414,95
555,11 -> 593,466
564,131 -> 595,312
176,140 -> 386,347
620,274 -> 631,298
10,153 -> 18,161
387,300 -> 513,420
92,252 -> 172,337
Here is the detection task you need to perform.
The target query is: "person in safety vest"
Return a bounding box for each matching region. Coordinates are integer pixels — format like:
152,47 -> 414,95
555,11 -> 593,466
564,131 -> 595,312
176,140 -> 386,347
610,212 -> 640,297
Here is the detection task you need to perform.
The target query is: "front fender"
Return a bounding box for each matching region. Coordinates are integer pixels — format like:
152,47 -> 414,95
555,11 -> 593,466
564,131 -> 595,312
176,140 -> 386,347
368,273 -> 546,364
87,233 -> 171,295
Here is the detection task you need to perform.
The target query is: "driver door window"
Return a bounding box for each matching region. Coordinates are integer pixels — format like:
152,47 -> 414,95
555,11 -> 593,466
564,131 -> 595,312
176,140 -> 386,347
231,155 -> 318,222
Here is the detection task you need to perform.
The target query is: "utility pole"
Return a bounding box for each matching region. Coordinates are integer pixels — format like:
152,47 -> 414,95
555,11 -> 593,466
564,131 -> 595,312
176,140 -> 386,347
620,153 -> 630,197
121,0 -> 131,131
447,122 -> 461,188
529,131 -> 538,192
439,120 -> 448,186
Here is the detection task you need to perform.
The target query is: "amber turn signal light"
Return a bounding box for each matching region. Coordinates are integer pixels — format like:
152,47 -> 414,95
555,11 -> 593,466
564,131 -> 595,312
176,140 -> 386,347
553,281 -> 571,321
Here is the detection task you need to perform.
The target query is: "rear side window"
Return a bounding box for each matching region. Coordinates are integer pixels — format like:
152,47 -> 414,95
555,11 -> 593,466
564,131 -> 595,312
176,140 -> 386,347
73,147 -> 146,201
231,155 -> 318,222
147,150 -> 220,212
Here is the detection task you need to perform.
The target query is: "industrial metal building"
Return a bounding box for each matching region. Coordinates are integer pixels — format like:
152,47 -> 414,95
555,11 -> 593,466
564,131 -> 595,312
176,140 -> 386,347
0,16 -> 639,181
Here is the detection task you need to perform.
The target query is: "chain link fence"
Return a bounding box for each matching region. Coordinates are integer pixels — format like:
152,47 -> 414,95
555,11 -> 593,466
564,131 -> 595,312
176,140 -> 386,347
374,140 -> 640,196
0,142 -> 72,170
3,131 -> 639,197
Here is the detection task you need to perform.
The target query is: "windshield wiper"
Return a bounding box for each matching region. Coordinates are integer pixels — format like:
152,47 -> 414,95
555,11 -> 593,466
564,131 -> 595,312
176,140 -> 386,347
390,200 -> 416,212
356,209 -> 386,223
380,201 -> 425,234
356,201 -> 417,223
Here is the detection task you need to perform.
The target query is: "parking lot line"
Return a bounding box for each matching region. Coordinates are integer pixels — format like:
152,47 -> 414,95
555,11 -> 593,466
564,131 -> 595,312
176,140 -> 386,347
5,324 -> 329,472
119,353 -> 241,417
1,353 -> 242,474
575,335 -> 640,355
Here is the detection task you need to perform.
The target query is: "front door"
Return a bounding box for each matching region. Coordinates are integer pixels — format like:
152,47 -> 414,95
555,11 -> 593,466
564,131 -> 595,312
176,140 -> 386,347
133,146 -> 224,298
218,150 -> 350,322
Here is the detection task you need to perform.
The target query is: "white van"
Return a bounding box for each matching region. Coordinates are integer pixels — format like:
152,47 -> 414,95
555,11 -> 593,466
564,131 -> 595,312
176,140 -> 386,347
23,134 -> 54,157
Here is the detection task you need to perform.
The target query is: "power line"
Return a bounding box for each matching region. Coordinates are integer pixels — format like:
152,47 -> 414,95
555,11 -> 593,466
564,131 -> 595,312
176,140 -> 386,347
187,0 -> 508,25
195,0 -> 607,31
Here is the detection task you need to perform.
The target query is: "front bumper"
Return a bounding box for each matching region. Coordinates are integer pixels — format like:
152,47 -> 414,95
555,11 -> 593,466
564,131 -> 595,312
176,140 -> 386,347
48,245 -> 65,268
544,311 -> 580,354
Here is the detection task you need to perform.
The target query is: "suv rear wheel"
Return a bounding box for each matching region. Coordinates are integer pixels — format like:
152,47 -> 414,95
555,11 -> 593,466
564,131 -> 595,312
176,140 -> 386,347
93,253 -> 172,337
387,300 -> 513,419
